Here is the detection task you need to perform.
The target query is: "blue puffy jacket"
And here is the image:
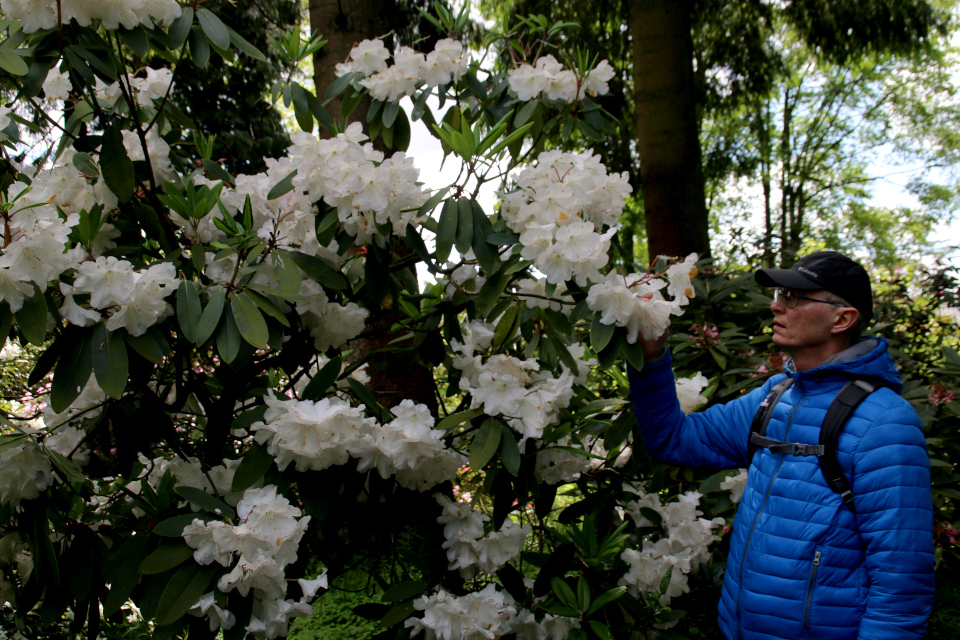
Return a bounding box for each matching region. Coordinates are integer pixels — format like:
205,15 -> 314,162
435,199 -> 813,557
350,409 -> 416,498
629,338 -> 934,640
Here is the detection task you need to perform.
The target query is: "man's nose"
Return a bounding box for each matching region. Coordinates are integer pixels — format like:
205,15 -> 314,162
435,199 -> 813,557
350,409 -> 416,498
770,295 -> 786,313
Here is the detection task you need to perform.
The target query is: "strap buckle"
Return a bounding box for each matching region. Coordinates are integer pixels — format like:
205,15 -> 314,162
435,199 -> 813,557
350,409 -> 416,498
792,442 -> 824,456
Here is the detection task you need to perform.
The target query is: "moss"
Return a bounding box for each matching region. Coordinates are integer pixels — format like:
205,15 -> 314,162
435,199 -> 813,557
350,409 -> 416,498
290,572 -> 385,640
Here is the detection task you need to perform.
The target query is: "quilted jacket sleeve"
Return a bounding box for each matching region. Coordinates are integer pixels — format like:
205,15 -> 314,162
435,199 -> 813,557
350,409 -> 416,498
852,399 -> 935,639
628,350 -> 777,470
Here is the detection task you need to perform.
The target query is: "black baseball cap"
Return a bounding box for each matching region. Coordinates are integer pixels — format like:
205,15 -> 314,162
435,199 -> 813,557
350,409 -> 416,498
755,251 -> 873,323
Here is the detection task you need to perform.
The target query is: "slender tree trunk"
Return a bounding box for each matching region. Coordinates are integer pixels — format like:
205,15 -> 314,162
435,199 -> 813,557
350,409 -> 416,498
309,0 -> 384,129
630,0 -> 711,263
779,88 -> 794,266
755,100 -> 774,268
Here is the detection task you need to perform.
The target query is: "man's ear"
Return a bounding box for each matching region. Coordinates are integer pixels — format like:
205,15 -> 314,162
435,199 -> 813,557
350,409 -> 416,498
831,307 -> 860,335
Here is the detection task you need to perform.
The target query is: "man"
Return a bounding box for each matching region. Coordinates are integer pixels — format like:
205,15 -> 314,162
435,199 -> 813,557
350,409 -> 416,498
629,251 -> 934,640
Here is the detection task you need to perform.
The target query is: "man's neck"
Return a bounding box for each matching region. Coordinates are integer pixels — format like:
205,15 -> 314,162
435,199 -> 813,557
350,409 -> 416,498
790,338 -> 853,372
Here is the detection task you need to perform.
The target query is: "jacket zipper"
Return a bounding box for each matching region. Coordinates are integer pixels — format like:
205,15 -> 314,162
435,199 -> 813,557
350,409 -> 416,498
803,550 -> 822,631
737,388 -> 803,640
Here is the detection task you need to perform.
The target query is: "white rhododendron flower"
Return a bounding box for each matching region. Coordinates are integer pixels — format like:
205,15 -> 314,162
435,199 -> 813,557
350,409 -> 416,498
535,435 -> 593,485
666,252 -> 699,304
344,38 -> 469,101
500,150 -> 630,286
0,437 -> 54,507
721,468 -> 749,503
676,372 -> 709,414
436,495 -> 530,579
4,0 -> 182,32
586,268 -> 691,344
507,55 -> 615,103
42,69 -> 71,100
619,487 -> 724,606
406,584 -> 518,640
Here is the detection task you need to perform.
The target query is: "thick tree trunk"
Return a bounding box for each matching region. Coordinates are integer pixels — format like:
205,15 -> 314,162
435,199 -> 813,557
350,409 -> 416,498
630,0 -> 711,263
309,0 -> 384,127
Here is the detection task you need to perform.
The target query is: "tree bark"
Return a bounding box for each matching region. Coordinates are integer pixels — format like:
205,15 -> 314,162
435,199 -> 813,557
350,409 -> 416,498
309,0 -> 385,128
630,0 -> 711,263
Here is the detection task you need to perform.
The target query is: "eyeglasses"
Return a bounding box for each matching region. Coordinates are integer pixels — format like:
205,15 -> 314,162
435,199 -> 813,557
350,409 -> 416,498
772,288 -> 847,309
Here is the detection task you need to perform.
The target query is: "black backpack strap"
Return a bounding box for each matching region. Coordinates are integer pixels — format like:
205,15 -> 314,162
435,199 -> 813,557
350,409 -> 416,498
750,433 -> 823,456
819,379 -> 876,513
747,377 -> 794,464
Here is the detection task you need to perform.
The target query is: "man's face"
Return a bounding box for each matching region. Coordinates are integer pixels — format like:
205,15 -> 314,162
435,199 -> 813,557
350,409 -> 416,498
769,289 -> 843,351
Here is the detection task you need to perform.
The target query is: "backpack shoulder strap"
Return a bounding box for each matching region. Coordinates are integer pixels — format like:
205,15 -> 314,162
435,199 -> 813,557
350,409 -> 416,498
747,377 -> 794,464
819,379 -> 876,513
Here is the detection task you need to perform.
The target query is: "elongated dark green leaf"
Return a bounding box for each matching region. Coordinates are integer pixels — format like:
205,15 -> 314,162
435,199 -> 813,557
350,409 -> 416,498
470,419 -> 502,471
436,407 -> 485,432
0,434 -> 29,455
288,251 -> 348,290
380,601 -> 416,628
475,270 -> 511,318
417,186 -> 450,218
14,286 -> 48,345
120,27 -> 150,57
273,251 -> 301,296
382,580 -> 427,603
231,292 -> 268,349
390,106 -> 411,151
153,514 -> 207,537
100,124 -> 135,203
139,544 -> 194,575
0,50 -> 28,76
168,7 -> 194,48
435,200 -> 457,263
48,449 -> 85,483
291,82 -> 313,132
267,169 -> 298,200
347,377 -> 385,418
174,486 -> 236,519
493,305 -> 520,350
125,329 -> 166,364
197,8 -> 230,50
301,355 -> 343,401
597,333 -> 623,370
499,423 -> 521,476
244,289 -> 290,327
470,200 -> 500,273
230,443 -> 275,493
590,313 -> 615,353
194,286 -> 226,345
50,332 -> 93,414
621,339 -> 645,372
383,100 -> 400,129
91,323 -> 128,399
216,301 -> 242,364
156,563 -> 218,627
551,577 -> 578,610
404,224 -> 433,270
177,280 -> 202,343
0,303 -> 12,349
455,198 -> 474,255
189,25 -> 211,67
102,535 -> 150,615
325,72 -> 356,100
228,27 -> 267,61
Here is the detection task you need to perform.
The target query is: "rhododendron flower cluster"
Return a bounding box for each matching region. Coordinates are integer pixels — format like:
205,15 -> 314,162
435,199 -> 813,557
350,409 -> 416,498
0,425 -> 88,507
60,258 -> 178,335
2,0 -> 183,33
182,486 -> 318,636
585,253 -> 699,344
406,584 -> 518,640
675,372 -> 709,414
451,320 -> 585,442
499,150 -> 630,285
507,56 -> 615,102
338,38 -> 470,101
289,123 -> 428,246
619,488 -> 724,605
251,395 -> 463,490
720,468 -> 749,503
436,495 -> 530,578
534,434 -> 594,485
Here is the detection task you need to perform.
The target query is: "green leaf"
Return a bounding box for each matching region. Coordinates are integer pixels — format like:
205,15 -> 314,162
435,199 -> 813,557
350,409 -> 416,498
197,8 -> 230,50
120,27 -> 150,58
125,329 -> 166,364
152,514 -> 206,537
435,200 -> 457,263
499,423 -> 521,476
200,158 -> 235,186
475,270 -> 511,318
46,448 -> 84,484
588,621 -> 613,640
659,564 -> 674,596
382,580 -> 428,603
417,186 -> 450,218
487,122 -> 533,157
597,334 -> 623,370
404,224 -> 433,270
586,586 -> 627,615
168,8 -> 194,49
273,251 -> 302,296
380,601 -> 416,628
301,356 -> 343,401
590,313 -> 615,353
577,576 -> 591,612
91,323 -> 128,399
0,50 -> 27,76
50,332 -> 93,414
291,82 -> 313,132
455,198 -> 474,255
470,419 -> 502,471
493,304 -> 520,350
100,124 -> 135,203
0,434 -> 29,455
382,100 -> 400,129
216,302 -> 242,364
347,377 -> 384,417
228,27 -> 266,61
174,486 -> 236,519
389,106 -> 411,151
231,443 -> 275,493
14,285 -> 48,346
514,100 -> 539,127
231,292 -> 269,349
288,251 -> 348,290
102,535 -> 150,616
265,170 -> 297,201
621,339 -> 645,372
156,563 -> 218,627
325,72 -> 356,100
139,544 -> 194,575
195,286 -> 226,345
437,407 -> 485,432
177,280 -> 202,343
551,577 -> 578,610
